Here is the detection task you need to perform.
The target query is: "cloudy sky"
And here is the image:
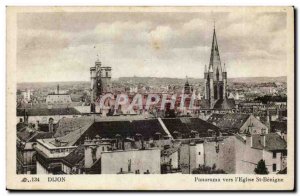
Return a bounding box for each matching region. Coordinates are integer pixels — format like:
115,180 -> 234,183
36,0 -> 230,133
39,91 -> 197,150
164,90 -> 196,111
17,10 -> 287,82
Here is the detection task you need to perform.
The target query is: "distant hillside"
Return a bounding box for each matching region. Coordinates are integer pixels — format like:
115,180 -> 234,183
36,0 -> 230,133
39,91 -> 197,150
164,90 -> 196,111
228,76 -> 287,83
17,76 -> 287,90
17,81 -> 90,90
117,76 -> 287,85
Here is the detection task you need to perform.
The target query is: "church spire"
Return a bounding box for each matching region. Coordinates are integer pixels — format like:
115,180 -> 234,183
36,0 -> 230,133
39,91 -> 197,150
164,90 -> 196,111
208,23 -> 222,80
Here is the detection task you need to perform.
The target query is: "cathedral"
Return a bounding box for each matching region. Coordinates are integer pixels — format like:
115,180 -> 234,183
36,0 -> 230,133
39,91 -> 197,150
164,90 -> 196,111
202,26 -> 235,110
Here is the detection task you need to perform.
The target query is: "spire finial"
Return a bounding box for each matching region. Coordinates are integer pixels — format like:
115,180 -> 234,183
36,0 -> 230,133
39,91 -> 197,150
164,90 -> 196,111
223,63 -> 226,72
96,53 -> 99,62
94,45 -> 100,62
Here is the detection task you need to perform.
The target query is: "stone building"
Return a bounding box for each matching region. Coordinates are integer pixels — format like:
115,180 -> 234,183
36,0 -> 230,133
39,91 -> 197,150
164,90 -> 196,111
46,84 -> 72,104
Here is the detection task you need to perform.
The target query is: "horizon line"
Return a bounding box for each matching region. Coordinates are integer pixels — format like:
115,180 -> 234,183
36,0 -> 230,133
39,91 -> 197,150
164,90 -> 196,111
17,75 -> 287,84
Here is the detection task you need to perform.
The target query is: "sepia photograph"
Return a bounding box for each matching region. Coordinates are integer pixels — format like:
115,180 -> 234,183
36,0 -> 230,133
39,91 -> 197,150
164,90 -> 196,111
6,6 -> 294,190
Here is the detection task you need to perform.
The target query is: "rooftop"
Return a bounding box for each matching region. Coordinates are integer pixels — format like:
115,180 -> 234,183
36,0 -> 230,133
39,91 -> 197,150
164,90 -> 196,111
17,107 -> 81,117
251,133 -> 287,151
62,145 -> 85,168
207,113 -> 251,130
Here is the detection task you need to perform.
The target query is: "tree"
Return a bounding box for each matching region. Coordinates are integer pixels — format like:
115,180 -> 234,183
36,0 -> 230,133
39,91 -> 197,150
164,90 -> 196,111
254,159 -> 269,174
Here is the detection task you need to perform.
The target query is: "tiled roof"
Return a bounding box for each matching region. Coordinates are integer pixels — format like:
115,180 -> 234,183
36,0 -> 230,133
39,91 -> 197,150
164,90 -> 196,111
55,120 -> 94,146
45,116 -> 219,147
199,99 -> 210,109
251,133 -> 287,151
207,113 -> 250,130
213,98 -> 235,110
264,133 -> 287,151
87,119 -> 167,140
54,116 -> 94,137
17,128 -> 53,142
198,98 -> 235,110
162,117 -> 220,138
17,107 -> 81,117
62,145 -> 84,167
270,121 -> 287,133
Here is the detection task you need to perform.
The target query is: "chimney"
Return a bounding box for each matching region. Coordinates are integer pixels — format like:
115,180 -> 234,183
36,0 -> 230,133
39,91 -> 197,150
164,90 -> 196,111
261,134 -> 266,147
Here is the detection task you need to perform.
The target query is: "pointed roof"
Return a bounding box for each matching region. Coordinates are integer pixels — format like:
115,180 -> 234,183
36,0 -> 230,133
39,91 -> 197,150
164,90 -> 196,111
208,26 -> 222,80
185,75 -> 189,86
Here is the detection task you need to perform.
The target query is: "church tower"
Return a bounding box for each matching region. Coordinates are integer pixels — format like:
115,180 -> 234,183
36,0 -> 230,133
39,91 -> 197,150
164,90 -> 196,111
204,25 -> 228,109
90,55 -> 112,112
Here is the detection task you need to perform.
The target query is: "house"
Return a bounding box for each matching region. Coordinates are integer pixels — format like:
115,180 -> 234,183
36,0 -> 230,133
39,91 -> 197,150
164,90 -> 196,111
179,136 -> 236,174
34,116 -> 170,174
46,94 -> 72,104
235,133 -> 287,174
17,124 -> 53,174
207,113 -> 268,135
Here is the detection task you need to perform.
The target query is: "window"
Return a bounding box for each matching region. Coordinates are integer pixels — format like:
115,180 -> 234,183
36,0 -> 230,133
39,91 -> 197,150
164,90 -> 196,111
198,152 -> 201,155
273,164 -> 277,172
273,152 -> 277,159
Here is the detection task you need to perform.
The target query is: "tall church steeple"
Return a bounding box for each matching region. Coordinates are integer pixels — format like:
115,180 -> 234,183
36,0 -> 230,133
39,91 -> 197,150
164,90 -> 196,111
209,25 -> 223,81
204,23 -> 229,109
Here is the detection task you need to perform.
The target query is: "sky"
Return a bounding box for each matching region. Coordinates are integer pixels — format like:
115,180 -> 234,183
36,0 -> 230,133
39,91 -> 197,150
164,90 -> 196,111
17,10 -> 287,83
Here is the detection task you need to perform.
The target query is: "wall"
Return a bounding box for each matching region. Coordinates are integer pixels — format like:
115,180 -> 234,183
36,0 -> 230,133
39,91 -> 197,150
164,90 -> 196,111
61,163 -> 71,174
36,142 -> 76,158
263,150 -> 284,174
169,151 -> 179,169
179,144 -> 190,174
36,161 -> 49,174
84,143 -> 111,168
204,136 -> 236,173
101,149 -> 160,174
195,143 -> 204,168
235,136 -> 263,174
